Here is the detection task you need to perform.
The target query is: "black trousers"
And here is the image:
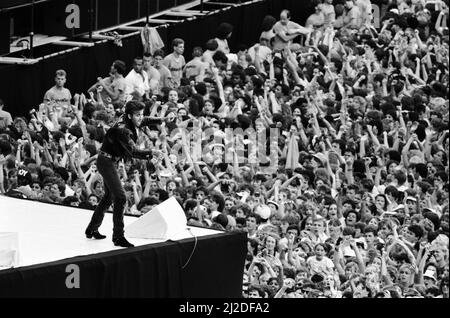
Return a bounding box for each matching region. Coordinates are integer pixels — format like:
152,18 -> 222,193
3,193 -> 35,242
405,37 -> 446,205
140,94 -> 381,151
86,154 -> 126,240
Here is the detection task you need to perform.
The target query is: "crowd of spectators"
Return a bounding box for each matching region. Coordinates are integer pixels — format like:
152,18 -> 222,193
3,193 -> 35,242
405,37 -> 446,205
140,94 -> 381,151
0,0 -> 448,298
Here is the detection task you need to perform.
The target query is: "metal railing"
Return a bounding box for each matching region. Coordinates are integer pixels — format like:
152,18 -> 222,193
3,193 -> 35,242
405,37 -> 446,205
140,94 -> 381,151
0,0 -> 261,65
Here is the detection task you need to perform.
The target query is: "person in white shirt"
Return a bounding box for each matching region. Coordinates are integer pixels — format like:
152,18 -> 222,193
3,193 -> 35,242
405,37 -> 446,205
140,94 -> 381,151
125,57 -> 149,101
355,0 -> 373,26
248,37 -> 273,66
306,243 -> 335,276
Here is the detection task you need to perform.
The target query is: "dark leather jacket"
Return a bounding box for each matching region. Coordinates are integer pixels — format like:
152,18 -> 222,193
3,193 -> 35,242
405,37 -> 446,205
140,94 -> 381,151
100,117 -> 154,161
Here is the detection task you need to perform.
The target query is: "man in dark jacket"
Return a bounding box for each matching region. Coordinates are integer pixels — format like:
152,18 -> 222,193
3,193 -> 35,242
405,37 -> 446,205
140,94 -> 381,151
85,100 -> 160,247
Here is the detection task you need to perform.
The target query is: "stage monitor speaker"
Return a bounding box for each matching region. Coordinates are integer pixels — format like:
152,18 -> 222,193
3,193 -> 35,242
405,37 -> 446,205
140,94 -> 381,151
0,232 -> 19,269
125,197 -> 187,240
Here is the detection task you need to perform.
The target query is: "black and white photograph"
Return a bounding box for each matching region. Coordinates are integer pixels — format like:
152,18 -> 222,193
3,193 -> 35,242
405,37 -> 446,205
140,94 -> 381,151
0,0 -> 448,303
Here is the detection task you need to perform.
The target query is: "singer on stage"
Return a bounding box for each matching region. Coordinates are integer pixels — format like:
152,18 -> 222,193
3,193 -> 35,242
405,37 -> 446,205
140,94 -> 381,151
85,100 -> 160,247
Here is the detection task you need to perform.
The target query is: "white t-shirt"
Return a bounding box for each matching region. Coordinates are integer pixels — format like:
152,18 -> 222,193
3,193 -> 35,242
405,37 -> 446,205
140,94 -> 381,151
306,255 -> 335,276
356,0 -> 373,24
125,69 -> 149,98
215,38 -> 230,54
65,185 -> 75,197
247,44 -> 272,64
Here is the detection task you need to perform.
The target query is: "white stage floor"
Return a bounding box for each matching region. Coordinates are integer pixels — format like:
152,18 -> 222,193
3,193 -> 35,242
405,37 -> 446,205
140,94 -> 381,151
0,195 -> 219,269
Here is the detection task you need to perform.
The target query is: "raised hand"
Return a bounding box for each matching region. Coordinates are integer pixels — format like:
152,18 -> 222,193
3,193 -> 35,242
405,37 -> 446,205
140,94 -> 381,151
211,66 -> 220,77
59,137 -> 66,149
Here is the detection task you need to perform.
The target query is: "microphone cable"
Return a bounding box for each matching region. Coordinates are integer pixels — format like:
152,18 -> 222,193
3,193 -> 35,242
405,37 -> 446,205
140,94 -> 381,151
182,227 -> 198,269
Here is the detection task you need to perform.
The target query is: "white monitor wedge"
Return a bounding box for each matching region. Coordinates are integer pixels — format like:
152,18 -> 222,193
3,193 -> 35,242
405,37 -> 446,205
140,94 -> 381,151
125,197 -> 187,240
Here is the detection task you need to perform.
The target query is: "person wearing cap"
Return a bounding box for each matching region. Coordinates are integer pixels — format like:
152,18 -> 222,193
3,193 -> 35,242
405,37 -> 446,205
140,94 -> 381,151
423,267 -> 438,289
255,204 -> 273,231
85,100 -> 161,248
405,195 -> 418,215
267,200 -> 279,217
